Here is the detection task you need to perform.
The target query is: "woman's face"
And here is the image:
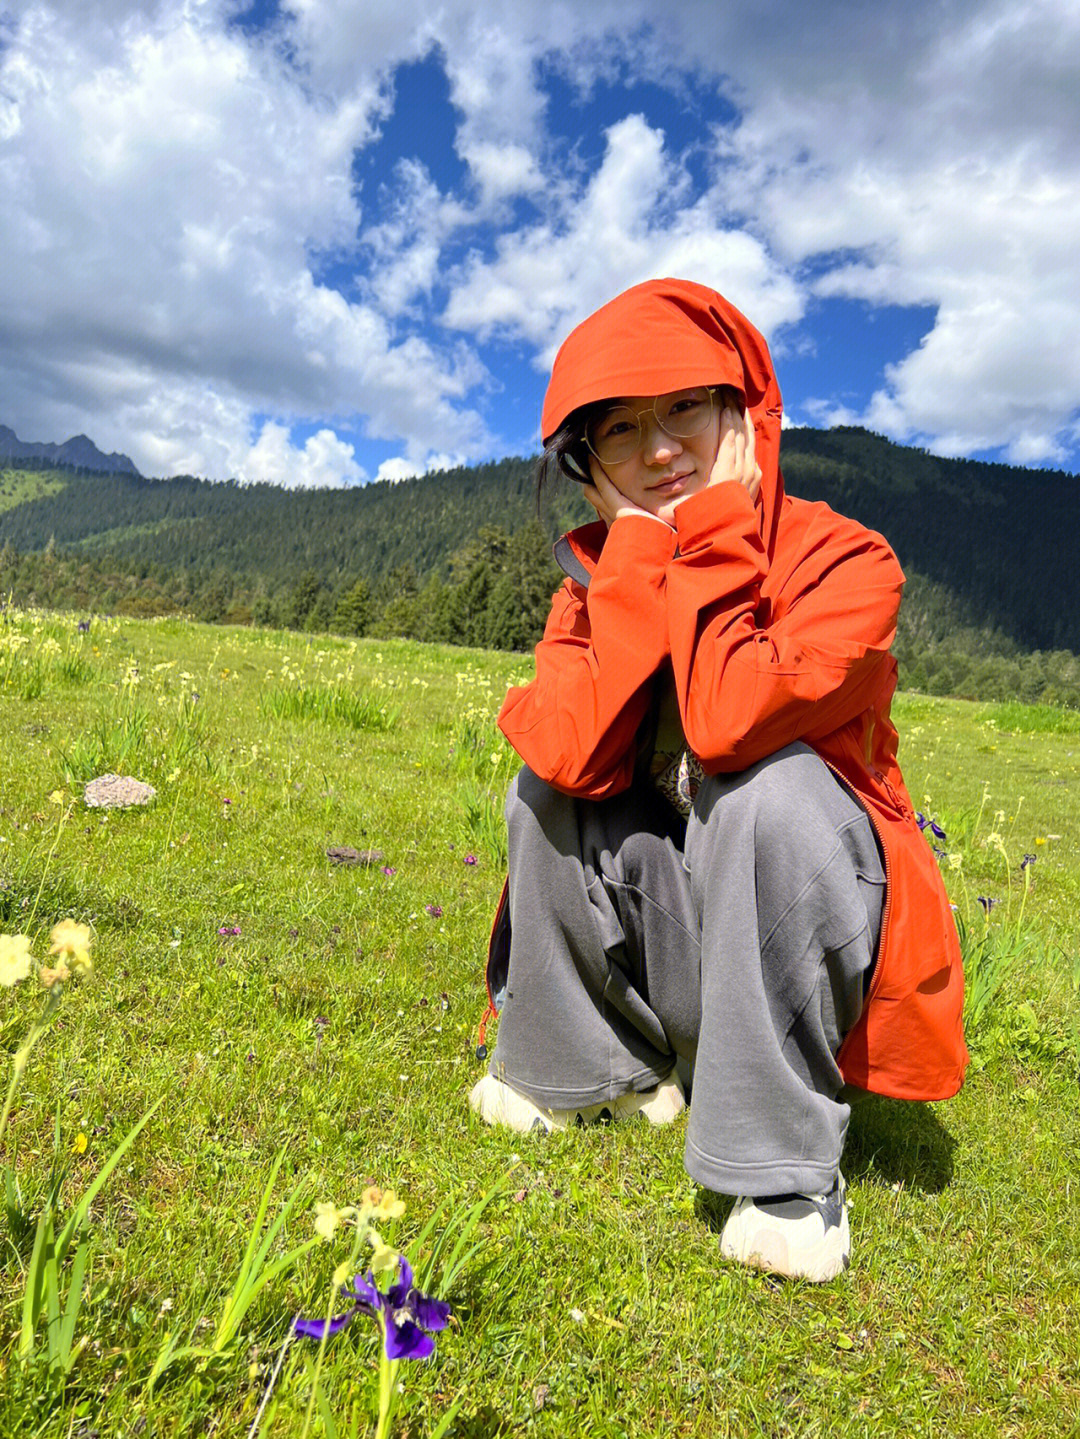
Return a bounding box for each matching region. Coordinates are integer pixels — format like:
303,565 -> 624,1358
585,389 -> 722,524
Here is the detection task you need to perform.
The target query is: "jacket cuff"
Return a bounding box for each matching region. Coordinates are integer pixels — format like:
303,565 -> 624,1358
672,483 -> 759,550
594,512 -> 677,577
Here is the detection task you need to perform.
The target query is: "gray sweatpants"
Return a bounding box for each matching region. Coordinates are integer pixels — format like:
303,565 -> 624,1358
490,743 -> 885,1197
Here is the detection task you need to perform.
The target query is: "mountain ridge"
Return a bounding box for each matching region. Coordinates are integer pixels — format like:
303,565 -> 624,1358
0,424 -> 141,477
2,423 -> 1078,654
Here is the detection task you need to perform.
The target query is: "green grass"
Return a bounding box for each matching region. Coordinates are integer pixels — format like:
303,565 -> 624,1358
1,612 -> 1078,1437
262,681 -> 400,733
981,699 -> 1080,735
0,469 -> 67,514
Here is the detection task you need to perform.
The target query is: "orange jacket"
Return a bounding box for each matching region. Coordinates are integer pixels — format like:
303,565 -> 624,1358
495,279 -> 968,1102
497,491 -> 967,1100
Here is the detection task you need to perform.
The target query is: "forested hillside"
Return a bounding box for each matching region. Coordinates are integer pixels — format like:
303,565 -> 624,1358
2,428 -> 1078,705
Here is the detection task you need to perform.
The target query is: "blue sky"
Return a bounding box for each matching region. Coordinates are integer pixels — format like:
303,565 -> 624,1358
1,1 -> 1078,485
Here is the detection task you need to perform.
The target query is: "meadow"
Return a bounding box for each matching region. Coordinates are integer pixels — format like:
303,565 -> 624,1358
1,609 -> 1078,1438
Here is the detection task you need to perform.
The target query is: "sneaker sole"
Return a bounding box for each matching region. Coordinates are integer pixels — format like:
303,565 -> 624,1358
720,1210 -> 850,1282
470,1073 -> 684,1134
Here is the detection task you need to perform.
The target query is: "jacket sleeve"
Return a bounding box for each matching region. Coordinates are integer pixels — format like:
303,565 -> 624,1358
497,514 -> 676,796
667,484 -> 904,771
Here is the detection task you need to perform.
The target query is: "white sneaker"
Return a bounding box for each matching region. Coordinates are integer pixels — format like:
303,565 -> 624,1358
469,1071 -> 685,1134
720,1173 -> 850,1282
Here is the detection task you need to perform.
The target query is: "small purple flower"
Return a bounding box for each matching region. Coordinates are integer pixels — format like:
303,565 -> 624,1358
217,924 -> 241,936
916,812 -> 946,839
915,812 -> 929,830
932,845 -> 947,859
425,904 -> 443,918
382,865 -> 397,877
463,854 -> 478,866
1021,853 -> 1037,870
294,1257 -> 450,1360
929,820 -> 946,840
977,896 -> 998,913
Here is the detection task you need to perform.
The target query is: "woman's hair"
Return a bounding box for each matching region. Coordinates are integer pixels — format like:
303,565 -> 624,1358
533,399 -> 606,506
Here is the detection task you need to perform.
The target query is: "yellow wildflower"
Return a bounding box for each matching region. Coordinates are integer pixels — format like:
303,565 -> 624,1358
72,1132 -> 88,1155
49,789 -> 65,806
375,1188 -> 406,1222
369,1240 -> 399,1274
40,962 -> 71,988
314,1202 -> 350,1241
0,933 -> 33,988
49,919 -> 93,975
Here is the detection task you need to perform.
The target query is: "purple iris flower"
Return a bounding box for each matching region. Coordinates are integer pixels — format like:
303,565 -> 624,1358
915,812 -> 929,830
929,820 -> 946,839
1021,853 -> 1037,870
294,1258 -> 450,1360
977,896 -> 998,913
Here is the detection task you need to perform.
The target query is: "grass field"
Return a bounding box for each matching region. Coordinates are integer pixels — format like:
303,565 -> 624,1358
1,609 -> 1078,1438
0,470 -> 65,515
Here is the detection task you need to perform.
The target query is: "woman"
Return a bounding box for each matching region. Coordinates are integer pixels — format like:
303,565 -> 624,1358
470,279 -> 967,1282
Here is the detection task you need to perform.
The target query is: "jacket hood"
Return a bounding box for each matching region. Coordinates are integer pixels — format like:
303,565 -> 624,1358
543,278 -> 786,557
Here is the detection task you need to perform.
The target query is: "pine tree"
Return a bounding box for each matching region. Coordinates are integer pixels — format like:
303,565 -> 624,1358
331,578 -> 372,636
288,570 -> 322,629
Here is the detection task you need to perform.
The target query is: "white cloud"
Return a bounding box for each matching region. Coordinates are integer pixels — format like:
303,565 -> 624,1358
359,159 -> 472,316
443,114 -> 805,368
375,457 -> 419,484
242,422 -> 365,488
0,0 -> 491,477
463,142 -> 544,202
686,0 -> 1080,461
374,451 -> 458,483
2,0 -> 1078,478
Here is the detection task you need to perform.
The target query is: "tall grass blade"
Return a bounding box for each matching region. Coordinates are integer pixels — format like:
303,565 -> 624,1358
19,1208 -> 50,1360
43,1212 -> 60,1367
213,1236 -> 320,1351
314,1377 -> 341,1439
213,1159 -> 315,1351
411,1165 -> 517,1299
218,1149 -> 286,1343
429,1394 -> 467,1439
57,1237 -> 90,1371
54,1095 -> 165,1266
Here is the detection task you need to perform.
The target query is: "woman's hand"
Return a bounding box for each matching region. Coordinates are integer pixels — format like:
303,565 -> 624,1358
708,395 -> 762,504
582,465 -> 673,529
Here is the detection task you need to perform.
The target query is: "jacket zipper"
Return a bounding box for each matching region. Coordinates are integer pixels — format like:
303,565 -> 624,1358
476,879 -> 508,1059
822,759 -> 892,1006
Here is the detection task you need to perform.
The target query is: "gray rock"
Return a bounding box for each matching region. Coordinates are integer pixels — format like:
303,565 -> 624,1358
84,774 -> 157,808
325,846 -> 385,866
